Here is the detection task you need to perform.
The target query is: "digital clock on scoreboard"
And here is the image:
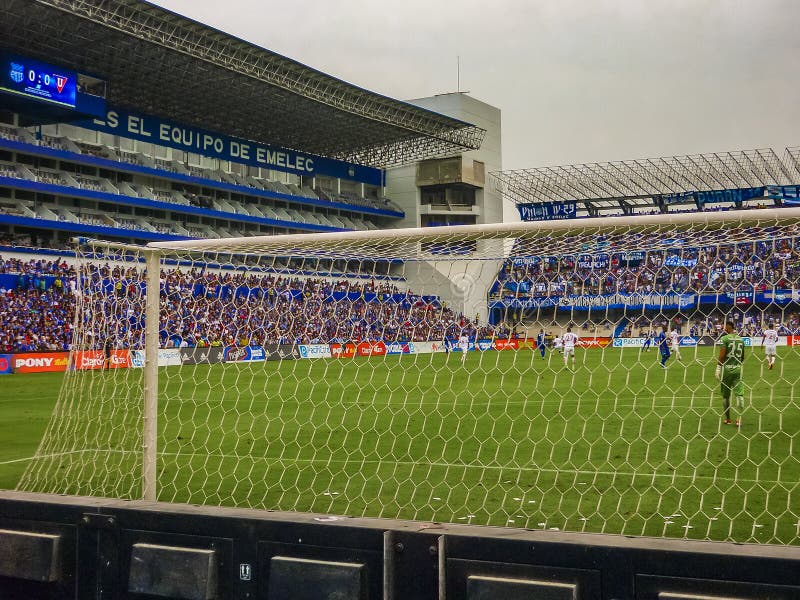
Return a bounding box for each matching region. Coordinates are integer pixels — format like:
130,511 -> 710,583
0,53 -> 77,108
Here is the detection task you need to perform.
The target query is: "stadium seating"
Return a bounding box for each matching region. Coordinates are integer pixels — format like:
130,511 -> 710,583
0,256 -> 490,352
2,229 -> 800,353
0,122 -> 405,245
494,234 -> 799,298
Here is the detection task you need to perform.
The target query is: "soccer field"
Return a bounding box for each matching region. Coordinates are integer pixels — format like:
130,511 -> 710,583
4,346 -> 799,545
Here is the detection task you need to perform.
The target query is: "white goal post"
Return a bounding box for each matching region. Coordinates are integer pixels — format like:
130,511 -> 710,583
18,207 -> 800,545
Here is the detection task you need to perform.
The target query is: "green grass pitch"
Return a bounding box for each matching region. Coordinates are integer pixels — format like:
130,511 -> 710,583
2,345 -> 798,545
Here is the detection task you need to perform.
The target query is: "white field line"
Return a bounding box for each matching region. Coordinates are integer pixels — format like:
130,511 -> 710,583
7,449 -> 798,487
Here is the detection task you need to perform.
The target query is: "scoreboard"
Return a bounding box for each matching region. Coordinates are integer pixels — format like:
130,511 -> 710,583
1,52 -> 77,108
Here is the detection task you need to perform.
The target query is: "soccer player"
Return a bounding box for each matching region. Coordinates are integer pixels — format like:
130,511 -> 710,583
656,326 -> 670,368
641,330 -> 652,352
103,336 -> 113,371
562,326 -> 578,368
553,335 -> 563,354
670,329 -> 682,360
458,333 -> 469,366
443,336 -> 451,358
716,322 -> 745,426
762,325 -> 778,370
536,328 -> 546,359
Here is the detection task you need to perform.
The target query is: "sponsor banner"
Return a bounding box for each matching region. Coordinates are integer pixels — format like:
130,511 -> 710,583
264,344 -> 300,361
476,340 -> 494,351
356,342 -> 387,357
385,342 -> 415,355
613,338 -> 645,348
298,344 -> 332,359
517,201 -> 578,221
614,336 -> 711,349
223,346 -> 267,363
12,352 -> 71,373
72,349 -> 132,370
330,343 -> 357,359
791,336 -> 800,347
665,256 -> 698,268
453,342 -> 476,352
176,347 -> 226,365
413,341 -> 445,354
576,337 -> 612,349
132,348 -> 183,367
0,354 -> 14,375
493,339 -> 520,351
746,337 -> 788,348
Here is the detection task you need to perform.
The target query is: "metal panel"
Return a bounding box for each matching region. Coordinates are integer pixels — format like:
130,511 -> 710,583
659,594 -> 745,600
128,543 -> 217,600
467,575 -> 577,599
267,556 -> 366,600
0,528 -> 61,582
636,574 -> 800,600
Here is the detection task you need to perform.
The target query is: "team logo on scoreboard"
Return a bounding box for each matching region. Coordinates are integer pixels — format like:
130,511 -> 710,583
9,63 -> 24,84
55,75 -> 69,93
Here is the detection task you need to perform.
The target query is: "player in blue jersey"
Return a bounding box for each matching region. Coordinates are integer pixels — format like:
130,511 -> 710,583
656,326 -> 671,368
641,330 -> 652,352
536,328 -> 546,359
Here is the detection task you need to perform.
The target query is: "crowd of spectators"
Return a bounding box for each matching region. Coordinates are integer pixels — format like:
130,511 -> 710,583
4,228 -> 800,354
496,232 -> 800,299
0,257 -> 490,352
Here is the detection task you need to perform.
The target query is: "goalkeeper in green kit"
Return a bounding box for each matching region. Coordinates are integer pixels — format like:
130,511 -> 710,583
716,322 -> 745,427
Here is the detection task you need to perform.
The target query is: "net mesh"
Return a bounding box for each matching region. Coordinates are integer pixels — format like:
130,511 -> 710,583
18,209 -> 800,544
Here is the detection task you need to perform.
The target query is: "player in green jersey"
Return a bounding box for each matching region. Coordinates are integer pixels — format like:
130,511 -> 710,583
715,322 -> 746,427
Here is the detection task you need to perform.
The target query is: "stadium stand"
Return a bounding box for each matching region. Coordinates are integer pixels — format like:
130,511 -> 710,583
4,224 -> 800,353
0,256 -> 495,352
0,122 -> 407,245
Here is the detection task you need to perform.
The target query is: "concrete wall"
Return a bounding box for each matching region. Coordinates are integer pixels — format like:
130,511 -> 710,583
385,93 -> 503,228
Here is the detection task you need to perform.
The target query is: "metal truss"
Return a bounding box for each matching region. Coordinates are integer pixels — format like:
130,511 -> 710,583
784,147 -> 800,181
0,0 -> 485,168
491,148 -> 799,205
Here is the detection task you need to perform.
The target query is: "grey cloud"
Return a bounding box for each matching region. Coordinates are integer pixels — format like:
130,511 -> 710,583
151,0 -> 800,171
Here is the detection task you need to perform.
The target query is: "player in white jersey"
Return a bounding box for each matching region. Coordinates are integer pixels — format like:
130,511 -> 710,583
562,327 -> 578,368
458,334 -> 469,366
669,330 -> 682,360
553,336 -> 563,353
762,327 -> 779,370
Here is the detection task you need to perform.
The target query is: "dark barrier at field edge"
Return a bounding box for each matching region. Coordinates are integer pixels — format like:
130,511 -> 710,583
0,491 -> 799,599
176,345 -> 299,365
264,344 -> 300,361
178,347 -> 225,365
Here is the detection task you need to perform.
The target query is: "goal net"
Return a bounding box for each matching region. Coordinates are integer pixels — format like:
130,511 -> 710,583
19,208 -> 800,545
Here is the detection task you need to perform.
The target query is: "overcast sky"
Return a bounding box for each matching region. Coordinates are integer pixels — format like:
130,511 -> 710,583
150,0 -> 800,171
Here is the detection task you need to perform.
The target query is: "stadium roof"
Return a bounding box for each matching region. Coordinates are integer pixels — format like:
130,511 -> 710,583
0,0 -> 485,168
491,147 -> 800,205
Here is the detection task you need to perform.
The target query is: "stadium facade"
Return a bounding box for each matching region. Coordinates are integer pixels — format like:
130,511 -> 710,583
386,93 -> 503,229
